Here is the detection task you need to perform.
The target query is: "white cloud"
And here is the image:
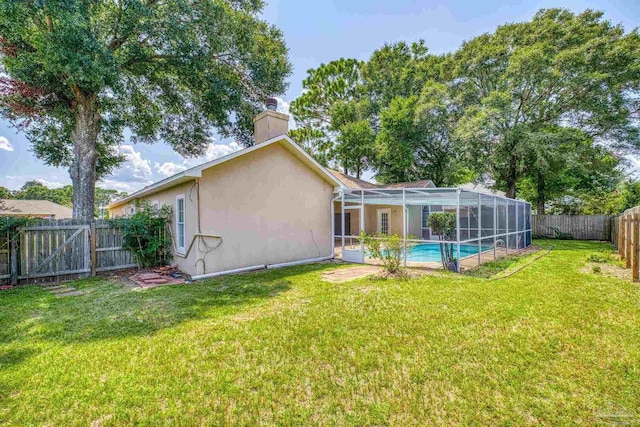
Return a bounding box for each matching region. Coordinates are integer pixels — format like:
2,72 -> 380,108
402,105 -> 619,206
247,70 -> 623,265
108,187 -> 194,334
117,145 -> 153,181
155,161 -> 188,178
274,96 -> 290,115
200,141 -> 242,162
35,179 -> 66,189
0,136 -> 14,152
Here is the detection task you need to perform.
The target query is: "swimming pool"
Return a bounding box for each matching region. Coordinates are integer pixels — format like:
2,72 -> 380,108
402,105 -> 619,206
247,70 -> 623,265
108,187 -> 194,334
404,243 -> 489,263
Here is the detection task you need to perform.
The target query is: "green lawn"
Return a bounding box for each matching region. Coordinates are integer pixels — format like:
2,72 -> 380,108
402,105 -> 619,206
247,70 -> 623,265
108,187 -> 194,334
1,240 -> 639,426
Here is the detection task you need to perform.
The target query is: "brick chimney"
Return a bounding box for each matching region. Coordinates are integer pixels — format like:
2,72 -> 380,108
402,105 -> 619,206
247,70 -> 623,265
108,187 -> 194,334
253,97 -> 289,144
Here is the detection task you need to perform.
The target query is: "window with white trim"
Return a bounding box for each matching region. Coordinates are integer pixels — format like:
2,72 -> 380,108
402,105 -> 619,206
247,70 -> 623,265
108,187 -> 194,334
152,200 -> 159,209
176,195 -> 186,253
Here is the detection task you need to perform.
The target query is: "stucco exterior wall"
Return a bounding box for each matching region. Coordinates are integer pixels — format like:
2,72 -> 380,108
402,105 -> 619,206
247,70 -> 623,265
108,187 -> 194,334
195,143 -> 334,274
111,142 -> 334,276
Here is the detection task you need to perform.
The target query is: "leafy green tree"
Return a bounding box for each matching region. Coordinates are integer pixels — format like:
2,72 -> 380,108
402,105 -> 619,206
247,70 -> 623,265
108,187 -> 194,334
363,40 -> 442,111
14,181 -> 52,202
329,99 -> 376,178
95,187 -> 128,218
517,127 -> 621,213
0,0 -> 291,221
290,58 -> 375,175
375,92 -> 469,186
451,9 -> 640,198
0,186 -> 12,199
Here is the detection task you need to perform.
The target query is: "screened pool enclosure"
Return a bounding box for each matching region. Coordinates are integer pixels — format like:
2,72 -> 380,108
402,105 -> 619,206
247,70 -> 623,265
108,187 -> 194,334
332,187 -> 532,271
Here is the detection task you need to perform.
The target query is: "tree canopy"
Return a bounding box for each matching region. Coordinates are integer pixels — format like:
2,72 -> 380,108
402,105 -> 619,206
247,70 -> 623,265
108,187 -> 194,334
0,0 -> 291,220
290,8 -> 640,213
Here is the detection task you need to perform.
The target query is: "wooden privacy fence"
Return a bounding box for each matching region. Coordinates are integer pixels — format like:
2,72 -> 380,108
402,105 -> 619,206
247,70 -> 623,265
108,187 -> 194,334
531,215 -> 613,240
0,218 -> 143,286
613,206 -> 640,282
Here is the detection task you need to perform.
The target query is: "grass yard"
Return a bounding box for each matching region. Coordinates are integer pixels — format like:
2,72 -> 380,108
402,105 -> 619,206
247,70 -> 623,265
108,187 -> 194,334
1,240 -> 639,425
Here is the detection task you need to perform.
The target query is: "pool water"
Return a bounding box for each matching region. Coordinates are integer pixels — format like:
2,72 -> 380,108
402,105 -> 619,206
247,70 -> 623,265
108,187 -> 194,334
404,243 -> 489,263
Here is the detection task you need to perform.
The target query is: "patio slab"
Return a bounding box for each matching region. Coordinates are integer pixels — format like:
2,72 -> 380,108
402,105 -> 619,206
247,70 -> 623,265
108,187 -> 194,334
130,271 -> 185,289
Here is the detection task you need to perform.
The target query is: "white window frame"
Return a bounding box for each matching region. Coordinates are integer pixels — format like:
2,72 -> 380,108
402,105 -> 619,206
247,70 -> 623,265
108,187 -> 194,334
130,206 -> 135,215
175,194 -> 186,255
151,200 -> 160,209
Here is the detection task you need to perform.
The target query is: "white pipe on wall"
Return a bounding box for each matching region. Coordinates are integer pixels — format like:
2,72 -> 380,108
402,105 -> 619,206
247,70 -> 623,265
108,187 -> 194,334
190,264 -> 266,281
267,255 -> 334,269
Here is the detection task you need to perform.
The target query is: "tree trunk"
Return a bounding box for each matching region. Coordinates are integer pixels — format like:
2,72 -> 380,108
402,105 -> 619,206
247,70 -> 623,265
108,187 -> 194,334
69,91 -> 100,222
536,171 -> 546,215
505,154 -> 518,199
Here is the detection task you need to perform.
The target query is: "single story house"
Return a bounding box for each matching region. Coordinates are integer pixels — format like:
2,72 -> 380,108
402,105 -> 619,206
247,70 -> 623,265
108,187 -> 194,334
108,101 -> 531,277
0,199 -> 73,219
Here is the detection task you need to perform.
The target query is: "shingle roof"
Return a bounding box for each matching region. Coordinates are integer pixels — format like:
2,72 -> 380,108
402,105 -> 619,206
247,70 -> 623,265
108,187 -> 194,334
382,180 -> 435,189
327,169 -> 380,189
327,169 -> 437,190
0,199 -> 73,218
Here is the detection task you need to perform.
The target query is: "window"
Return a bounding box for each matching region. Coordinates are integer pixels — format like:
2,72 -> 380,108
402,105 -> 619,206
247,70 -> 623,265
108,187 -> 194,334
152,200 -> 159,210
130,206 -> 135,215
121,208 -> 126,217
176,195 -> 186,253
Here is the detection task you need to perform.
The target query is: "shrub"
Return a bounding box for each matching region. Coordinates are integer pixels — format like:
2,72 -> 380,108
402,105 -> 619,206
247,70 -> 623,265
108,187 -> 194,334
110,202 -> 173,268
427,212 -> 458,271
587,252 -> 613,263
360,232 -> 413,274
591,265 -> 602,274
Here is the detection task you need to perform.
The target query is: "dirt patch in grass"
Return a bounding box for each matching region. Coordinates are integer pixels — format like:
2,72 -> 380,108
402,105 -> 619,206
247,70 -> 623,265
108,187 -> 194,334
581,262 -> 631,280
322,265 -> 383,283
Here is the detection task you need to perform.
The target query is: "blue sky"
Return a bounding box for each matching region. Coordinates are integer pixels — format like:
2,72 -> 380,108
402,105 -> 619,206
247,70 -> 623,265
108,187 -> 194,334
0,0 -> 638,192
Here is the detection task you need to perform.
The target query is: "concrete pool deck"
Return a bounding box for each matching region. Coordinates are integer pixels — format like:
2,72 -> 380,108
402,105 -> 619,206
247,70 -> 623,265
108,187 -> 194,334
334,243 -> 529,270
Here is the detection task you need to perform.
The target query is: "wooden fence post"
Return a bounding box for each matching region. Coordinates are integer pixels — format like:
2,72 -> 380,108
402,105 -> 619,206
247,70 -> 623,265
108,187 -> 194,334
10,238 -> 17,286
633,214 -> 639,282
619,217 -> 626,258
90,222 -> 97,277
626,215 -> 632,269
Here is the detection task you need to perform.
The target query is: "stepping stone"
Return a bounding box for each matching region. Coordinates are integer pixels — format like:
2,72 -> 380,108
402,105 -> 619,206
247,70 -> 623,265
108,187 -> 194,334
42,284 -> 67,290
55,290 -> 84,297
51,287 -> 76,294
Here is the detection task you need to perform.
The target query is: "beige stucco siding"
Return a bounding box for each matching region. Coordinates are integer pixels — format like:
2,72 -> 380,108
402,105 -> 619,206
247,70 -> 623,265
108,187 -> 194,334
111,142 -> 334,276
196,143 -> 333,274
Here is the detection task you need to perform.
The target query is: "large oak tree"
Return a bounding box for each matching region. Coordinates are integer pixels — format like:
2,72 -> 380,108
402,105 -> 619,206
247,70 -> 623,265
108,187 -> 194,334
451,9 -> 640,198
0,0 -> 291,220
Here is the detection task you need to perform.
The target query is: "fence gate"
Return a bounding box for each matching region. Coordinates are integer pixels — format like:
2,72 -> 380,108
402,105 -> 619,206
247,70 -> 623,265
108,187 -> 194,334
19,223 -> 91,281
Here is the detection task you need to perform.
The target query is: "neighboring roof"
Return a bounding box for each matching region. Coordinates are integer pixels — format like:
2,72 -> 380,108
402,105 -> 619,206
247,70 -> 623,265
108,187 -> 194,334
0,199 -> 73,218
327,169 -> 380,189
382,180 -> 436,189
460,183 -> 506,197
108,135 -> 344,209
326,170 -> 437,190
